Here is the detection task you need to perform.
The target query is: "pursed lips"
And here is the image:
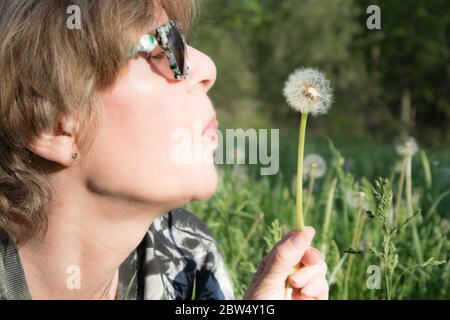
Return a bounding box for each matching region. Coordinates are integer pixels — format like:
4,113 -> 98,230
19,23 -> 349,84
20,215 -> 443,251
202,116 -> 219,143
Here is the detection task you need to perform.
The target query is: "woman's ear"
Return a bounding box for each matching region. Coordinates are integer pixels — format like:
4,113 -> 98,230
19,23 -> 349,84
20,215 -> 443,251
28,115 -> 80,166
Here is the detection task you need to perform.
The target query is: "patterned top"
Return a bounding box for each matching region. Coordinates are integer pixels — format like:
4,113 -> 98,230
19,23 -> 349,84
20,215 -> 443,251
0,208 -> 235,300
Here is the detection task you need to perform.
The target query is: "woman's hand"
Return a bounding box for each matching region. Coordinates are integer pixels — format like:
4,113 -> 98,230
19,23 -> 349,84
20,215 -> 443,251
243,227 -> 328,300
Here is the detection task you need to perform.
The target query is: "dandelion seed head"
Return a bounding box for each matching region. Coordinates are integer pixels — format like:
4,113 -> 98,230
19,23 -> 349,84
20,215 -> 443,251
396,137 -> 418,157
345,190 -> 369,210
303,154 -> 327,178
283,68 -> 333,116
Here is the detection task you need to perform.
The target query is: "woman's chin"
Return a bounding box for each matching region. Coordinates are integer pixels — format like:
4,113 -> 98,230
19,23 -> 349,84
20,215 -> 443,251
191,166 -> 218,201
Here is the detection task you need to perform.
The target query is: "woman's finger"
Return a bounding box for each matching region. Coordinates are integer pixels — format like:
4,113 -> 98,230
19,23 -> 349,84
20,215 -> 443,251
292,288 -> 315,300
301,247 -> 322,266
270,227 -> 316,273
288,260 -> 327,288
315,289 -> 329,300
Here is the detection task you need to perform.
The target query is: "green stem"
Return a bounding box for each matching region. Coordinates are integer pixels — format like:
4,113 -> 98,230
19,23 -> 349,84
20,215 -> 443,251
385,271 -> 391,300
285,112 -> 308,300
343,206 -> 365,299
321,178 -> 337,259
420,150 -> 432,190
394,157 -> 406,227
296,113 -> 308,231
231,212 -> 264,270
405,154 -> 424,263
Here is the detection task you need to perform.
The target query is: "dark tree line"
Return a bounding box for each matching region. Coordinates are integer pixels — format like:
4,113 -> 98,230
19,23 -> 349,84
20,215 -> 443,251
190,0 -> 450,146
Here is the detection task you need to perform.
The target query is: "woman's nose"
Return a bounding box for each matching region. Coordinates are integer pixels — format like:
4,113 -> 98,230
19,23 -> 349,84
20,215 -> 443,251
186,45 -> 217,93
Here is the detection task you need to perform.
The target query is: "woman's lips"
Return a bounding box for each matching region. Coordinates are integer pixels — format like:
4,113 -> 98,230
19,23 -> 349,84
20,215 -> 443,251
202,117 -> 219,146
202,117 -> 219,134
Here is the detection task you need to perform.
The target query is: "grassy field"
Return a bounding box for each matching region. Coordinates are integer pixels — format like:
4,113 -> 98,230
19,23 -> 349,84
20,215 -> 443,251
187,136 -> 450,300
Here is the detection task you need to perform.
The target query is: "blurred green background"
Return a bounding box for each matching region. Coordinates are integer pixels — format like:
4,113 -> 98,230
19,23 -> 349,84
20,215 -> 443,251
190,0 -> 449,148
185,0 -> 450,299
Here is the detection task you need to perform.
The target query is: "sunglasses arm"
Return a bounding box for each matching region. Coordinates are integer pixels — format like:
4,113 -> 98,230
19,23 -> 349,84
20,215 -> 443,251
128,34 -> 158,58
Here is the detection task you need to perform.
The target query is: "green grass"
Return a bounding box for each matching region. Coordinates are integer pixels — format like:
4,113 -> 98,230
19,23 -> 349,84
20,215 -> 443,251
186,138 -> 450,300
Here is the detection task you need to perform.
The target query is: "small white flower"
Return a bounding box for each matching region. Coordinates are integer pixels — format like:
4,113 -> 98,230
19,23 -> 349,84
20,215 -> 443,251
345,190 -> 369,210
303,154 -> 327,179
283,68 -> 333,116
395,137 -> 418,157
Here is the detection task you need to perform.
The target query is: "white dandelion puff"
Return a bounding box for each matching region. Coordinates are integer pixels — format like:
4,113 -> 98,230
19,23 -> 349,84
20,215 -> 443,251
395,137 -> 418,157
283,68 -> 333,116
303,154 -> 327,179
345,190 -> 369,211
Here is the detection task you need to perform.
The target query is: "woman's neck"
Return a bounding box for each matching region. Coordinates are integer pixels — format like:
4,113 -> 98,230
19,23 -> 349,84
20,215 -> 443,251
16,170 -> 173,300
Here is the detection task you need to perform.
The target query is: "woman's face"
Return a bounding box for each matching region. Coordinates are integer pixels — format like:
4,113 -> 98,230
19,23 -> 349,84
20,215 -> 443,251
81,13 -> 219,209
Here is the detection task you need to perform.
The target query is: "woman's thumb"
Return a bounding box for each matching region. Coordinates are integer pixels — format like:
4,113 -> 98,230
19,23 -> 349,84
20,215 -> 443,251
272,227 -> 316,272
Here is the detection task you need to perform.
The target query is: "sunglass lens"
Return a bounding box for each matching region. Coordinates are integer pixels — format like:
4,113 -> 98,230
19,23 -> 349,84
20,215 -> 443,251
167,22 -> 187,78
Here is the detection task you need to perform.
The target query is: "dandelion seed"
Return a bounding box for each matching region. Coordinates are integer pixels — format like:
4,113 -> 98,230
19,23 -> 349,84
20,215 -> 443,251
345,190 -> 369,211
303,154 -> 327,179
395,137 -> 418,157
283,68 -> 333,116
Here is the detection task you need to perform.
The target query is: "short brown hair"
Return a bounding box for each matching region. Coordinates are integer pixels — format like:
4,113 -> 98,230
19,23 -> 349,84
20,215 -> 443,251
0,0 -> 198,244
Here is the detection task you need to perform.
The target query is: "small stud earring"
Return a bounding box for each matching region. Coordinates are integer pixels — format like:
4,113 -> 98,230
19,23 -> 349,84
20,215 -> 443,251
72,152 -> 80,161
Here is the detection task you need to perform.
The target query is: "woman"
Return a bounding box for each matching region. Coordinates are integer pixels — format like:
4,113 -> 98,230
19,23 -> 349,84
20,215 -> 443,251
0,0 -> 328,300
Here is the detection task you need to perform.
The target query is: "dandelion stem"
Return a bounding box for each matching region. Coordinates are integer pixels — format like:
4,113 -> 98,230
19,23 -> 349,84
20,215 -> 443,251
321,178 -> 337,258
296,112 -> 308,231
394,157 -> 406,226
285,112 -> 308,300
420,150 -> 432,190
343,206 -> 365,299
405,154 -> 424,263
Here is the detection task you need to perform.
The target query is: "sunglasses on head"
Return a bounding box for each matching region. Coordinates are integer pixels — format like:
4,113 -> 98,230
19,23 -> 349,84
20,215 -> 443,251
129,20 -> 189,81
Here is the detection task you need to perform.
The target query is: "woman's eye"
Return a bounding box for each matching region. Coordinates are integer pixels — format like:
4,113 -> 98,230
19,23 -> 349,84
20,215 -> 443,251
150,51 -> 166,60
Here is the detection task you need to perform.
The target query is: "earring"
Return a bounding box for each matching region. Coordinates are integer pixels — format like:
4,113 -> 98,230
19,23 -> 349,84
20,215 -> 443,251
26,149 -> 34,164
72,152 -> 80,161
